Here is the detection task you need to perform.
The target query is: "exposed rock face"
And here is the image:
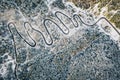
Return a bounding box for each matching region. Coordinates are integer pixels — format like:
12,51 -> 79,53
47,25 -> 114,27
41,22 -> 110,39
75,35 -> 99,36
67,0 -> 120,29
0,0 -> 120,80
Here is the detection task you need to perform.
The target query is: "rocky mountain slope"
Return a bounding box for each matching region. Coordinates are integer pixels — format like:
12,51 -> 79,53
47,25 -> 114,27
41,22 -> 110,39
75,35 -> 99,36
0,0 -> 120,80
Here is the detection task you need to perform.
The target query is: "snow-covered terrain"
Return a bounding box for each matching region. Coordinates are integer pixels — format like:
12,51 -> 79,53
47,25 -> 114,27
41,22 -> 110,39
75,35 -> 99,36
0,0 -> 120,80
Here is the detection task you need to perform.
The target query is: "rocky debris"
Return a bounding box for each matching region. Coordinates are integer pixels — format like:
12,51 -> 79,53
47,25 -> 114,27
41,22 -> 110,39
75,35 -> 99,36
52,0 -> 66,9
